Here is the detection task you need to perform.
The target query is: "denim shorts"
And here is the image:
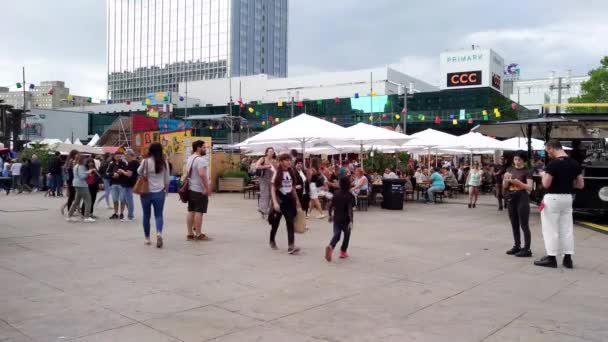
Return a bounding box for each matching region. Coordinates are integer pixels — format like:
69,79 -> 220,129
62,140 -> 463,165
110,184 -> 121,203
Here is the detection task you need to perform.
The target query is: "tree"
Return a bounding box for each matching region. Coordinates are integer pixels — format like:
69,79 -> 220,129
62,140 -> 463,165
568,56 -> 608,113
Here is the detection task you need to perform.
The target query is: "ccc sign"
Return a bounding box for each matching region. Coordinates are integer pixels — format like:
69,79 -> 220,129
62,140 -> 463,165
447,71 -> 482,87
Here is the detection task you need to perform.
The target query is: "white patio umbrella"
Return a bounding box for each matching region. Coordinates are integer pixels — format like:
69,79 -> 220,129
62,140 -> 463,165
87,134 -> 100,147
64,138 -> 72,144
501,137 -> 545,151
238,113 -> 353,156
401,129 -> 459,168
342,123 -> 412,163
73,138 -> 83,145
446,132 -> 504,152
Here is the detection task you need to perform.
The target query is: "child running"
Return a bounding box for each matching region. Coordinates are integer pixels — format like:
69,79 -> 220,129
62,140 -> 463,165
325,176 -> 355,262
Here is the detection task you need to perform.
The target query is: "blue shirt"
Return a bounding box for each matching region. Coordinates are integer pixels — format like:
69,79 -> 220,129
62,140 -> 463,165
430,172 -> 445,189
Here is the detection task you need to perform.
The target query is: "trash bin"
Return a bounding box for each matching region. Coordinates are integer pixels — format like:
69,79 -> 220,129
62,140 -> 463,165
381,179 -> 405,210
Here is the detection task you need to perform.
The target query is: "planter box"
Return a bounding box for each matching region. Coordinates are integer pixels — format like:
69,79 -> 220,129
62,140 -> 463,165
218,177 -> 245,192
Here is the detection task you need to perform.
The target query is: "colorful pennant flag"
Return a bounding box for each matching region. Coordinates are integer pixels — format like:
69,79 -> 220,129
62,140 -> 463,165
459,109 -> 466,120
452,119 -> 458,125
248,107 -> 254,113
278,101 -> 283,107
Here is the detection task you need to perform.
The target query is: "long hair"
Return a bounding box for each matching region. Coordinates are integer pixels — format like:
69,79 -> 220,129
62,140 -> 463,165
264,147 -> 276,159
148,142 -> 165,174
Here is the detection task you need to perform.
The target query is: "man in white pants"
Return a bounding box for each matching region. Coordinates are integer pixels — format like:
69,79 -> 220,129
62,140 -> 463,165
534,139 -> 584,269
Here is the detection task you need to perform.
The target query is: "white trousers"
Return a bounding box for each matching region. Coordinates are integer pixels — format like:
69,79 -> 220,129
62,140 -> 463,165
540,194 -> 575,256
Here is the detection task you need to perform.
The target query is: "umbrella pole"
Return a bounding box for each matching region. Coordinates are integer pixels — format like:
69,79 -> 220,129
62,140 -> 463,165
435,149 -> 438,168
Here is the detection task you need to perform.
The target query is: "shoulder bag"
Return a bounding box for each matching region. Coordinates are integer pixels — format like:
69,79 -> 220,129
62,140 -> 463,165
178,156 -> 198,203
133,159 -> 149,195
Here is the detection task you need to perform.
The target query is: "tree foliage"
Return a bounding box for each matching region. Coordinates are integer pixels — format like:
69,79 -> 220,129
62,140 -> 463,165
568,56 -> 608,113
19,144 -> 54,171
362,150 -> 409,174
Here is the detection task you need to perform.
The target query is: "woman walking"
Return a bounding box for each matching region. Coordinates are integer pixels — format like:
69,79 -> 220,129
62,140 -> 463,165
269,153 -> 301,254
326,177 -> 355,262
308,167 -> 326,218
61,150 -> 79,215
255,147 -> 276,219
67,154 -> 96,223
466,161 -> 483,208
81,158 -> 101,218
138,143 -> 170,248
503,151 -> 533,257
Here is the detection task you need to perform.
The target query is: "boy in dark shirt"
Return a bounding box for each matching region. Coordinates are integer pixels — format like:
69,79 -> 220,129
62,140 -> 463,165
325,177 -> 355,262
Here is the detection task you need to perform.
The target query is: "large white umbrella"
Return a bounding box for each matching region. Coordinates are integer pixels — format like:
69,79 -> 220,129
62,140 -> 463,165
401,129 -> 459,168
239,113 -> 352,155
446,132 -> 504,152
64,138 -> 72,144
343,123 -> 412,163
501,137 -> 545,151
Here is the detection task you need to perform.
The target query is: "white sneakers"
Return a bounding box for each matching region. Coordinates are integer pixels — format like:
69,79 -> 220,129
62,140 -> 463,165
83,217 -> 96,223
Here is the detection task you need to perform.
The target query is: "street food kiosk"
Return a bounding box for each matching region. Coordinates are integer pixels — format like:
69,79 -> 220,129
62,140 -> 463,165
475,114 -> 608,215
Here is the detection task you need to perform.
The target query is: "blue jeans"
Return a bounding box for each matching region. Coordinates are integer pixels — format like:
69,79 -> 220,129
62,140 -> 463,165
51,174 -> 63,195
97,178 -> 112,206
140,191 -> 166,237
110,184 -> 121,203
427,186 -> 445,202
119,186 -> 134,219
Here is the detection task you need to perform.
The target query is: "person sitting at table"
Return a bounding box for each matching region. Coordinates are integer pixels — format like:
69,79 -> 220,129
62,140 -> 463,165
383,167 -> 398,180
426,167 -> 445,203
442,166 -> 459,195
351,167 -> 369,199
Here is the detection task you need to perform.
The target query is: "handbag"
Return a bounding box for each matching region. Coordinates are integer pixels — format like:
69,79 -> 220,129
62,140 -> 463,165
178,156 -> 198,203
133,160 -> 149,195
294,209 -> 307,234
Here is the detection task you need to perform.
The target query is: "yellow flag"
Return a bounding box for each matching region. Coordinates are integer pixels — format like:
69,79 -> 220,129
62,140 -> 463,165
278,101 -> 283,107
452,119 -> 458,125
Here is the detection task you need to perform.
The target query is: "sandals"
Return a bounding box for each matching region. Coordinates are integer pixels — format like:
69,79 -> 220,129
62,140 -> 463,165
186,234 -> 196,241
197,234 -> 212,241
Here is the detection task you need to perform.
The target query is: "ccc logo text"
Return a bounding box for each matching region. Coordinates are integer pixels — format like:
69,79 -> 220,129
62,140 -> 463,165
447,71 -> 482,87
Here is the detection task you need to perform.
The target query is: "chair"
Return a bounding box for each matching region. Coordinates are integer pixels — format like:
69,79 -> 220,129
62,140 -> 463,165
357,194 -> 369,211
404,189 -> 415,202
432,190 -> 445,203
243,185 -> 256,199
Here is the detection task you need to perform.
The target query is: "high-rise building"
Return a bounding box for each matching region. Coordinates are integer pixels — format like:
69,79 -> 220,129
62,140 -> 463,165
107,0 -> 289,103
0,81 -> 94,110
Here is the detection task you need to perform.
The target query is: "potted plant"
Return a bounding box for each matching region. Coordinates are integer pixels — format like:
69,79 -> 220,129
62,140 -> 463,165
218,169 -> 250,192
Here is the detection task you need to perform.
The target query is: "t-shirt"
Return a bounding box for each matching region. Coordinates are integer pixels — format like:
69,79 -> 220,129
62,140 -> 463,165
10,163 -> 22,176
107,160 -> 127,186
186,155 -> 209,193
544,157 -> 582,194
506,166 -> 532,191
120,160 -> 140,188
430,172 -> 445,189
274,171 -> 294,195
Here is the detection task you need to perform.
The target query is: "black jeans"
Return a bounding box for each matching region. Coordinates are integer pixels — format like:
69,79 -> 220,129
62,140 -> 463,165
507,191 -> 531,249
330,222 -> 351,252
496,183 -> 505,209
66,185 -> 75,209
269,192 -> 296,246
298,192 -> 310,214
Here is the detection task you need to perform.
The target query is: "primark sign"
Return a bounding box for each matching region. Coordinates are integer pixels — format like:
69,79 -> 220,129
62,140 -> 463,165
446,54 -> 484,63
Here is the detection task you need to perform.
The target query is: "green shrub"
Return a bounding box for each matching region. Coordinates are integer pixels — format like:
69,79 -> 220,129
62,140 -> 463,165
221,170 -> 250,184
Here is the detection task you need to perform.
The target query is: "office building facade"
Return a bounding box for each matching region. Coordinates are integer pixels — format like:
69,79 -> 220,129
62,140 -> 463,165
107,0 -> 288,103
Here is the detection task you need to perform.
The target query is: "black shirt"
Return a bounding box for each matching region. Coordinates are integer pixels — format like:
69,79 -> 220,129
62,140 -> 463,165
329,189 -> 355,225
506,166 -> 532,192
120,160 -> 140,188
107,160 -> 127,186
545,157 -> 581,194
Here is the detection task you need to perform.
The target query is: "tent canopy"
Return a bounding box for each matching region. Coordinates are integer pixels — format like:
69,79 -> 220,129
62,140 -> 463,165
87,134 -> 100,147
444,132 -> 504,152
402,129 -> 458,149
240,113 -> 352,147
343,123 -> 411,145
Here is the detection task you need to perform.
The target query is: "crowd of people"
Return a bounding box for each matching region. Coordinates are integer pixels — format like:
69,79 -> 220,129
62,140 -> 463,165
3,137 -> 584,268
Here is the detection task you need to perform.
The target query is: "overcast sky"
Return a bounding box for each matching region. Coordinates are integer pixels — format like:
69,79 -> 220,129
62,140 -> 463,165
1,0 -> 607,100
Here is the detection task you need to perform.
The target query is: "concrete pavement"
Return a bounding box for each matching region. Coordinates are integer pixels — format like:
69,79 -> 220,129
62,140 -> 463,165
1,192 -> 607,341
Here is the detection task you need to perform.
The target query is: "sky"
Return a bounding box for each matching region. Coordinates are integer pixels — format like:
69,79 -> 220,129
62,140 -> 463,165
1,0 -> 607,100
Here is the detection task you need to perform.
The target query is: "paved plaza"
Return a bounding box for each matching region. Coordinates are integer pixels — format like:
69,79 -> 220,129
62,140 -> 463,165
1,192 -> 607,342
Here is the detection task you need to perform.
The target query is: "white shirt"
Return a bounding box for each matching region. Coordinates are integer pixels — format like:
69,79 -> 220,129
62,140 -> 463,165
10,163 -> 22,176
186,154 -> 209,193
383,172 -> 398,180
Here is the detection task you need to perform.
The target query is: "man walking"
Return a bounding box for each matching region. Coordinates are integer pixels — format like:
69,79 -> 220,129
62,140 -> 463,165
534,140 -> 584,269
10,159 -> 22,193
49,151 -> 64,196
185,140 -> 212,241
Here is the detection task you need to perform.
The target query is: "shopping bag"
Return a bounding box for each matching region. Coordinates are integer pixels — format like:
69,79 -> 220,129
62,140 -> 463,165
294,209 -> 307,234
